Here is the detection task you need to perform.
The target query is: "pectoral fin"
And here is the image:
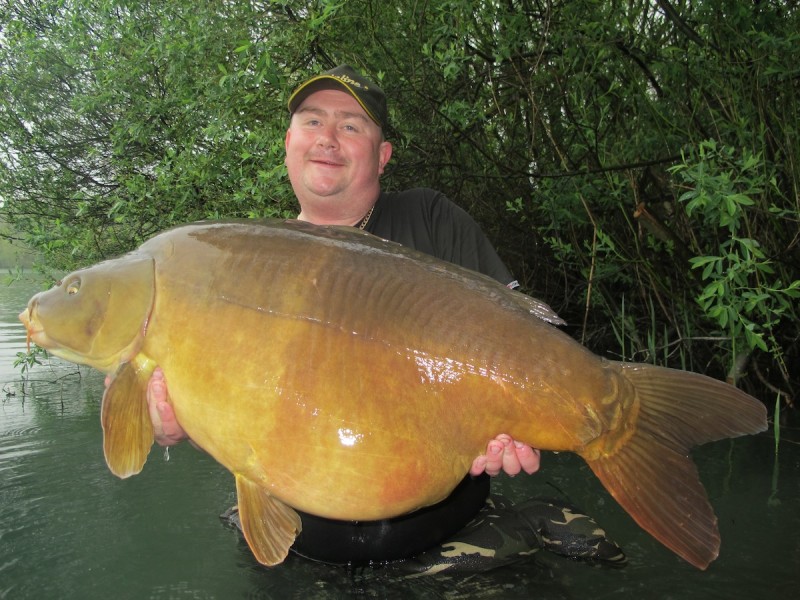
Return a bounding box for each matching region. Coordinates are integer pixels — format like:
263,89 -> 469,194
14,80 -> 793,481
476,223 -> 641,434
235,474 -> 302,566
101,361 -> 154,478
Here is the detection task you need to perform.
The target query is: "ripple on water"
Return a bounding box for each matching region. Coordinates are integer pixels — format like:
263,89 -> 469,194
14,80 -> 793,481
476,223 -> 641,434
0,322 -> 28,347
0,320 -> 30,383
0,422 -> 54,480
0,438 -> 45,462
0,320 -> 25,331
0,441 -> 48,546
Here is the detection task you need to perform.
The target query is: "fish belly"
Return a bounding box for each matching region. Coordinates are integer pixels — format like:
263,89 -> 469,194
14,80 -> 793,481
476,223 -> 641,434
141,223 -> 616,520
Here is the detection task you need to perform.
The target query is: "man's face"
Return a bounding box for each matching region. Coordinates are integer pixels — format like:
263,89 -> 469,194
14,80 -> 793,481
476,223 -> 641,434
285,89 -> 392,213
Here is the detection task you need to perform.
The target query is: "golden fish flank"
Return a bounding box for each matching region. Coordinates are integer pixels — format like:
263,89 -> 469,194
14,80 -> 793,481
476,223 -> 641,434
19,219 -> 767,569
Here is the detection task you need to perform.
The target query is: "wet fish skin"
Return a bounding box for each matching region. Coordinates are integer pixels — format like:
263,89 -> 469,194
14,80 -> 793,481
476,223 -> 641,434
19,219 -> 767,569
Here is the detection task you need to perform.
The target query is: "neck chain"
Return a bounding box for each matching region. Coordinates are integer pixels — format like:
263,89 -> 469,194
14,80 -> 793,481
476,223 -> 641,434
358,205 -> 375,230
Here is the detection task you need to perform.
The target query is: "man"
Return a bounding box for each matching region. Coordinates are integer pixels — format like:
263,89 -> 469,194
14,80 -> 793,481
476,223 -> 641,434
145,65 -> 623,572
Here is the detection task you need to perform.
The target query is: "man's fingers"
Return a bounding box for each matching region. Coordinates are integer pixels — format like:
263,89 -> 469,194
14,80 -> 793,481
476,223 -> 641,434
472,435 -> 542,477
146,368 -> 184,446
501,441 -> 523,476
483,439 -> 505,476
516,444 -> 541,474
469,456 -> 488,477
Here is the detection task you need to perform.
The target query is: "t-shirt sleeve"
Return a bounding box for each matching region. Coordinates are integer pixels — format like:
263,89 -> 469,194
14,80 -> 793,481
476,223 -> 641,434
427,192 -> 517,286
368,188 -> 518,287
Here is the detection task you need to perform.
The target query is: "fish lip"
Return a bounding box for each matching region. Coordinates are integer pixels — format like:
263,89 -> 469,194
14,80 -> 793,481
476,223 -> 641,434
23,327 -> 44,351
17,310 -> 43,352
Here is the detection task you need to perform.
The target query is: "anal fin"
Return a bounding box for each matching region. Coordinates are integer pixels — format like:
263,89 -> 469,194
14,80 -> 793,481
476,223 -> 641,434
101,361 -> 154,478
235,474 -> 302,566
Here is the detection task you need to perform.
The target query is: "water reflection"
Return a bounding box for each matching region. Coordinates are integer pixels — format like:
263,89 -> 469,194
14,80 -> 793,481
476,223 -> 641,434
1,277 -> 798,599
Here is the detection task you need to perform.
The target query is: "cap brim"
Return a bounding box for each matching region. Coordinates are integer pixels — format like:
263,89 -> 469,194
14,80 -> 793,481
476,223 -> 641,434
288,75 -> 382,128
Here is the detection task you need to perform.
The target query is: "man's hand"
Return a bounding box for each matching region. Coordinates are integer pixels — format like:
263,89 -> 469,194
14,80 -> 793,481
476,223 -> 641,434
104,367 -> 187,447
470,434 -> 541,477
145,367 -> 187,446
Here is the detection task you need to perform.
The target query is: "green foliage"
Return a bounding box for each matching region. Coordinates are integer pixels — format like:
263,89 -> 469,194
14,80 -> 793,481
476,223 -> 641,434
1,0 -> 798,416
671,139 -> 798,385
14,347 -> 45,378
0,0 -> 300,269
13,346 -> 48,395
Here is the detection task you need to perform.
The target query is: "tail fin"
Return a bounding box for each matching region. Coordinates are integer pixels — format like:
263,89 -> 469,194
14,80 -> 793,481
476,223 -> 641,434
583,363 -> 767,569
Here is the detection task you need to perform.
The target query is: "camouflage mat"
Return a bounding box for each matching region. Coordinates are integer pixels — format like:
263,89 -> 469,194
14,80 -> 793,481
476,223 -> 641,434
220,494 -> 625,576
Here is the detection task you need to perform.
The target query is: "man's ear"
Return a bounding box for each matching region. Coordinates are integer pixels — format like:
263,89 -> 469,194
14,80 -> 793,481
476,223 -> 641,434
378,140 -> 393,174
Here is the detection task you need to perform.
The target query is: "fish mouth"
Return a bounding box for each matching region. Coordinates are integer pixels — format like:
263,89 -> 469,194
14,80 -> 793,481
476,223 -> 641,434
18,308 -> 42,352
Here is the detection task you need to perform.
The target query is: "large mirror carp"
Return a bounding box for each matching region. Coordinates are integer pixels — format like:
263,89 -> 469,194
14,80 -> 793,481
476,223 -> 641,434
19,220 -> 766,569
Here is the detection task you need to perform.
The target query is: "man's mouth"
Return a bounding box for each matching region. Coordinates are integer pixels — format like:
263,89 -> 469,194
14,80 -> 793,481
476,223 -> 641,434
308,155 -> 344,167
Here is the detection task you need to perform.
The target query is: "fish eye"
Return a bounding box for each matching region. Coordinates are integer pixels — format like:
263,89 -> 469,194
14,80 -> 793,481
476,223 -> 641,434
65,278 -> 81,295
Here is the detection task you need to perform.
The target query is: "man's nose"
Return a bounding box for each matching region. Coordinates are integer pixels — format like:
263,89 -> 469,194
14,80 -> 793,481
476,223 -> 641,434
315,126 -> 338,148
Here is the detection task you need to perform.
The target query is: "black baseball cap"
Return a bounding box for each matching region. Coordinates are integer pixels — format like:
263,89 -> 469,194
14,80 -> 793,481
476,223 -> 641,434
288,65 -> 388,131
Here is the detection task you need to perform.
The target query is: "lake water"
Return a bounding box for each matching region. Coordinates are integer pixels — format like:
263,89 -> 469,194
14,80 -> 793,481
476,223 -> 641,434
1,276 -> 798,599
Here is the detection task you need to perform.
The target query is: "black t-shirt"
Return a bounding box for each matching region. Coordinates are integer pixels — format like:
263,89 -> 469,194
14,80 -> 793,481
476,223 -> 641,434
363,188 -> 517,287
